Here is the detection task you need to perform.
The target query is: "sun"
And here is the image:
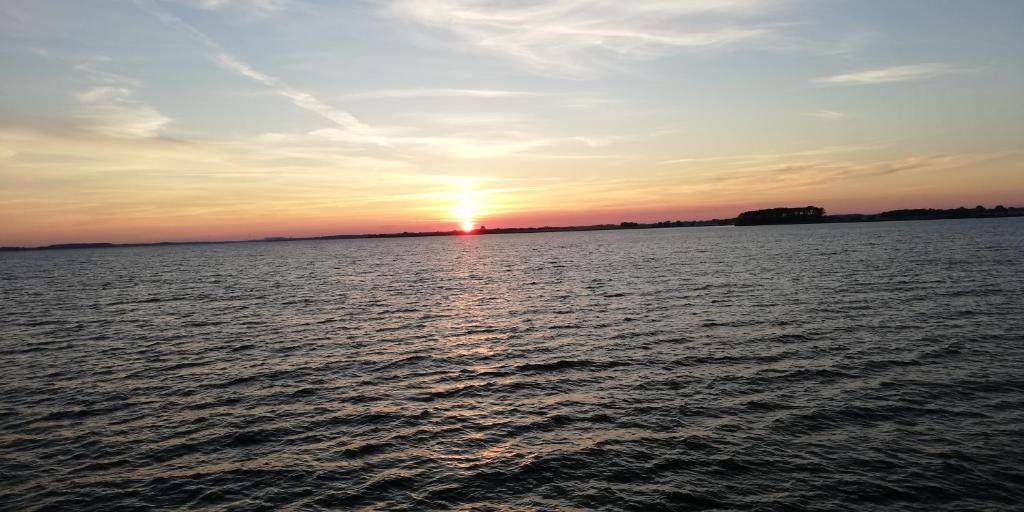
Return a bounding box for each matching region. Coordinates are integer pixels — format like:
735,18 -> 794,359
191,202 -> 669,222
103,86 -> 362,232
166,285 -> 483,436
454,190 -> 478,232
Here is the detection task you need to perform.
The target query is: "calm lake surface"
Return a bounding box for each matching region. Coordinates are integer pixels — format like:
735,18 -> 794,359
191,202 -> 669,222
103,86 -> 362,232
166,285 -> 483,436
2,219 -> 1023,511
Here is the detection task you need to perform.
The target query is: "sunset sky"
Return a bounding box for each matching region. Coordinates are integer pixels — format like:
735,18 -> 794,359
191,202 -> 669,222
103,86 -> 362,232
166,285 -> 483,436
1,0 -> 1022,245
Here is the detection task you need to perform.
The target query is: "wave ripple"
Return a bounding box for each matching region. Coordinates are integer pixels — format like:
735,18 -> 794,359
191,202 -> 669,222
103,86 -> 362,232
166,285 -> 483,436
2,219 -> 1024,510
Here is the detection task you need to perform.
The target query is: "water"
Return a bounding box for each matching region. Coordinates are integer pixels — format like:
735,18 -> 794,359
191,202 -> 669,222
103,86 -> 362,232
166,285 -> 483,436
2,218 -> 1023,511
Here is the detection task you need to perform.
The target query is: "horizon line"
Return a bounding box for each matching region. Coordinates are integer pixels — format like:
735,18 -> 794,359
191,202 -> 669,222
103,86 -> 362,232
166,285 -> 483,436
3,204 -> 1022,252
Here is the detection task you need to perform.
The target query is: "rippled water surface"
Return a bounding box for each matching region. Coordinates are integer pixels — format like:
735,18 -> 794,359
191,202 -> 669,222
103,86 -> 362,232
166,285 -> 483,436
3,219 -> 1024,511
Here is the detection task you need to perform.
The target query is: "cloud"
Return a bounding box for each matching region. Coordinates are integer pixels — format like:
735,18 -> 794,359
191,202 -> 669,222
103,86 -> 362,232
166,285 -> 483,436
0,126 -> 459,245
661,145 -> 878,165
140,1 -> 554,158
572,135 -> 626,148
816,63 -> 966,85
388,0 -> 784,77
211,53 -> 371,133
141,1 -> 372,137
310,128 -> 551,159
805,109 -> 848,120
177,0 -> 287,15
653,151 -> 1021,206
217,51 -> 550,157
734,152 -> 1012,189
35,51 -> 174,139
335,88 -> 543,101
75,87 -> 172,138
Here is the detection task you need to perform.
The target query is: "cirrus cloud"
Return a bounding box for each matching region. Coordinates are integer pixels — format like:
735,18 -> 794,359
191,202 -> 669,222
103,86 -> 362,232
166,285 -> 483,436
176,0 -> 288,14
816,63 -> 969,85
388,0 -> 788,77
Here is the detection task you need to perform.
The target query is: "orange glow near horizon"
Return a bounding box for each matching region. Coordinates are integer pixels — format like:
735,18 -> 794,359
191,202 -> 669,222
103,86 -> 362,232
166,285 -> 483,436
1,131 -> 1023,247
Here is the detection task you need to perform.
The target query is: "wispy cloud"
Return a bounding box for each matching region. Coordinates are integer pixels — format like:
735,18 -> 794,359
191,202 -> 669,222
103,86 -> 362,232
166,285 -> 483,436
336,88 -> 543,101
75,86 -> 172,138
805,109 -> 848,120
653,151 -> 1021,207
402,112 -> 535,127
389,0 -> 785,77
138,2 -> 371,135
661,145 -> 878,165
141,1 -> 552,158
35,51 -> 173,139
727,152 -> 1014,188
816,63 -> 966,85
310,128 -> 551,159
212,52 -> 371,133
571,135 -> 627,148
178,0 -> 287,15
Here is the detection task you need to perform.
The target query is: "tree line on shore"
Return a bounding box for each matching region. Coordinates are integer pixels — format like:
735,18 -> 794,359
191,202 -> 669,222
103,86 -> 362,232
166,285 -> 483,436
735,206 -> 825,226
731,204 -> 1023,226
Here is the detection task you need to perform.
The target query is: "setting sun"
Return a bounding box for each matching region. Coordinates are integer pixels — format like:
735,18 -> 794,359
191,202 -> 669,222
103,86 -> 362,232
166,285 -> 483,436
455,190 -> 478,232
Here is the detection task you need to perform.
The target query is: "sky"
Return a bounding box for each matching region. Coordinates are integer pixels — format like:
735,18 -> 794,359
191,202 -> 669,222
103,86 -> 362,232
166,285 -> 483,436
1,0 -> 1022,246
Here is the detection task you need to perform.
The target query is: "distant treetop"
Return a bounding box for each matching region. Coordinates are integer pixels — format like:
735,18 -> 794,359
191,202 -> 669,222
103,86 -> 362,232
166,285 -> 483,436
735,206 -> 825,226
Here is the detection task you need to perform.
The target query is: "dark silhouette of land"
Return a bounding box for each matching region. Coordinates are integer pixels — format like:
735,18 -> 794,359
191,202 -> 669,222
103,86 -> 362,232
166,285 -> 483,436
736,206 -> 825,226
2,204 -> 1021,251
736,204 -> 1024,226
825,205 -> 1024,223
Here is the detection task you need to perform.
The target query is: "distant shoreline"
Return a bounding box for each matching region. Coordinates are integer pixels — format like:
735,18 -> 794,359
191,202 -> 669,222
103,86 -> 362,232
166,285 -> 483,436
2,205 -> 1021,252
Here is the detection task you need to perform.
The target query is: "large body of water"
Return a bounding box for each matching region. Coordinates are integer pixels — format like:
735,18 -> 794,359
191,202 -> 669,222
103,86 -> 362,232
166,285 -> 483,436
2,218 -> 1023,510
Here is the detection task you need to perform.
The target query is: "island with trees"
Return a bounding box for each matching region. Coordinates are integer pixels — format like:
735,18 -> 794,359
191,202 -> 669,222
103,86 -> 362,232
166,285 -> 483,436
733,204 -> 1024,226
735,206 -> 825,226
